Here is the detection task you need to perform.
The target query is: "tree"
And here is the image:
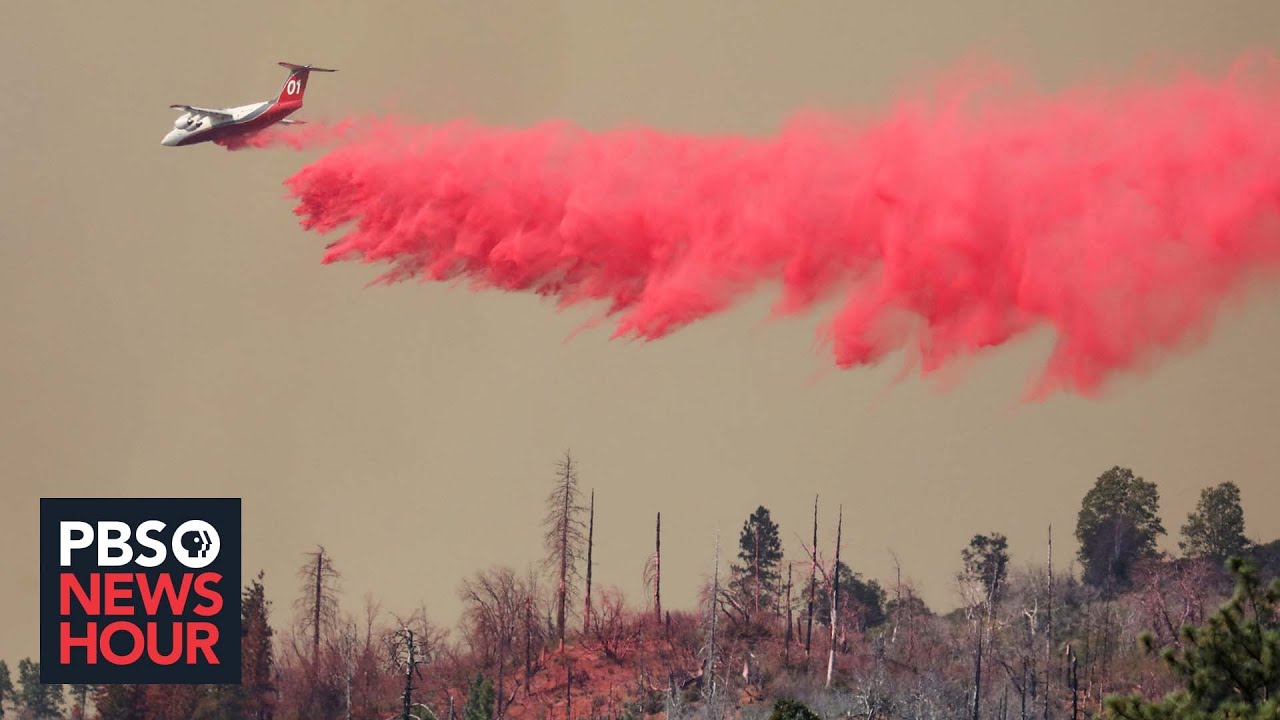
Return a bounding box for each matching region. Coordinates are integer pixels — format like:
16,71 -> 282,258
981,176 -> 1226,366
459,566 -> 537,719
291,546 -> 342,720
461,674 -> 495,720
92,685 -> 147,720
1180,482 -> 1250,562
960,533 -> 1007,720
583,489 -> 596,634
1251,539 -> 1280,582
729,506 -> 784,614
766,698 -> 820,720
542,451 -> 587,651
65,685 -> 89,720
961,532 -> 1009,605
1105,557 -> 1279,719
0,660 -> 12,719
814,560 -> 887,630
15,659 -> 63,720
295,545 -> 341,662
241,571 -> 277,720
1076,466 -> 1166,590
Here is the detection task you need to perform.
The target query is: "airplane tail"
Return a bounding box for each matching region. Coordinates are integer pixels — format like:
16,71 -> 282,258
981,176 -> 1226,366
274,62 -> 337,109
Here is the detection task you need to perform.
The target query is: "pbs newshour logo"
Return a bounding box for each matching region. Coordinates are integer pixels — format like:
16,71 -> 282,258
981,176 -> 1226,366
40,498 -> 242,684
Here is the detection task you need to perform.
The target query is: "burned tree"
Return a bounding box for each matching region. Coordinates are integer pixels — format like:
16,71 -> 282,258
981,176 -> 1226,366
643,512 -> 665,632
827,505 -> 842,689
542,451 -> 588,652
295,545 -> 341,664
806,495 -> 818,657
459,567 -> 539,718
655,512 -> 662,622
583,489 -> 596,634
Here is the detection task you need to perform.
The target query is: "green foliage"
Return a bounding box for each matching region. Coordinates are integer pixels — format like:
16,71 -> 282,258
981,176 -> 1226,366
462,674 -> 495,720
66,684 -> 91,720
1180,482 -> 1250,562
961,532 -> 1009,602
92,685 -> 148,720
1105,557 -> 1280,720
766,697 -> 821,720
731,505 -> 785,609
239,571 -> 277,720
1076,466 -> 1166,591
1252,540 -> 1280,583
0,660 -> 12,719
15,659 -> 63,719
814,560 -> 887,629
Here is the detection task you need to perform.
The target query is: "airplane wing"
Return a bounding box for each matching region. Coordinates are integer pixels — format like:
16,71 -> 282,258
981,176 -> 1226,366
169,104 -> 235,120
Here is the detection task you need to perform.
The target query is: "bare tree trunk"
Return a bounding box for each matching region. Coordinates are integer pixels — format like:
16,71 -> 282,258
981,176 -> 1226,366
543,452 -> 585,655
826,505 -> 842,688
525,596 -> 533,687
972,610 -> 984,720
1068,645 -> 1079,720
313,552 -> 324,660
1021,658 -> 1029,720
973,554 -> 1001,720
806,495 -> 818,657
753,525 -> 761,614
705,532 -> 721,702
559,483 -> 570,651
498,634 -> 506,720
655,512 -> 662,623
784,562 -> 794,666
583,490 -> 595,634
1045,524 -> 1054,720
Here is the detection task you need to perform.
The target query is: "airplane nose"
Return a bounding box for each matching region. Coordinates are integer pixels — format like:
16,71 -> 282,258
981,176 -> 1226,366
161,130 -> 181,146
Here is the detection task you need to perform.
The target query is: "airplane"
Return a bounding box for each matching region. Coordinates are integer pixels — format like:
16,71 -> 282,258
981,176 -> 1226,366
161,62 -> 336,147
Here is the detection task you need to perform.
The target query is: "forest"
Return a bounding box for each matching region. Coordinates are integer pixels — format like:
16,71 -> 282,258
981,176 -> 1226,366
3,458 -> 1278,720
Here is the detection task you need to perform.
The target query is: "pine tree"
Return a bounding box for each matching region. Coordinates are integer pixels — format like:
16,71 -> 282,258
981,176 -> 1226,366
0,660 -> 12,720
241,571 -> 277,720
961,533 -> 1010,606
1105,557 -> 1279,719
93,685 -> 148,720
729,506 -> 784,613
67,684 -> 90,720
15,659 -> 63,720
461,674 -> 495,720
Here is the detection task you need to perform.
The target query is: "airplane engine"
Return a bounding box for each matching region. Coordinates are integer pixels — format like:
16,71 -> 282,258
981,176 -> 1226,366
174,114 -> 191,129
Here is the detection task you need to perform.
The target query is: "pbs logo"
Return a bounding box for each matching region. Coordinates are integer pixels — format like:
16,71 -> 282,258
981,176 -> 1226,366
59,519 -> 222,570
173,520 -> 221,568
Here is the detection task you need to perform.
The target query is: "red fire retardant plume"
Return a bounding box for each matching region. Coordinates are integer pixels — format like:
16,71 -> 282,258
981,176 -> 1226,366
264,57 -> 1280,397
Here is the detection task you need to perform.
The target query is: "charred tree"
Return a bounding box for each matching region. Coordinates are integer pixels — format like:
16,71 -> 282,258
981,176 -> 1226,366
1067,644 -> 1078,720
806,495 -> 818,658
1045,524 -> 1054,720
583,490 -> 595,634
826,505 -> 842,688
294,545 -> 340,670
784,562 -> 794,666
655,513 -> 662,622
708,532 -> 721,701
542,451 -> 587,652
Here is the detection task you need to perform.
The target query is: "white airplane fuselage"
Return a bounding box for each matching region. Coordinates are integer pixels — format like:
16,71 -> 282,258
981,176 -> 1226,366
162,62 -> 334,147
161,100 -> 288,147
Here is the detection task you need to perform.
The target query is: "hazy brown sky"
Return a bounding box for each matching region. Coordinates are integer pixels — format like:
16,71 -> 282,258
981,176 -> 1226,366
4,1 -> 1280,663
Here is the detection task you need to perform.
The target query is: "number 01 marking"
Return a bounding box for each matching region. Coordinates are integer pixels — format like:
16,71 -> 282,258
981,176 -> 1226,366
286,78 -> 301,95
